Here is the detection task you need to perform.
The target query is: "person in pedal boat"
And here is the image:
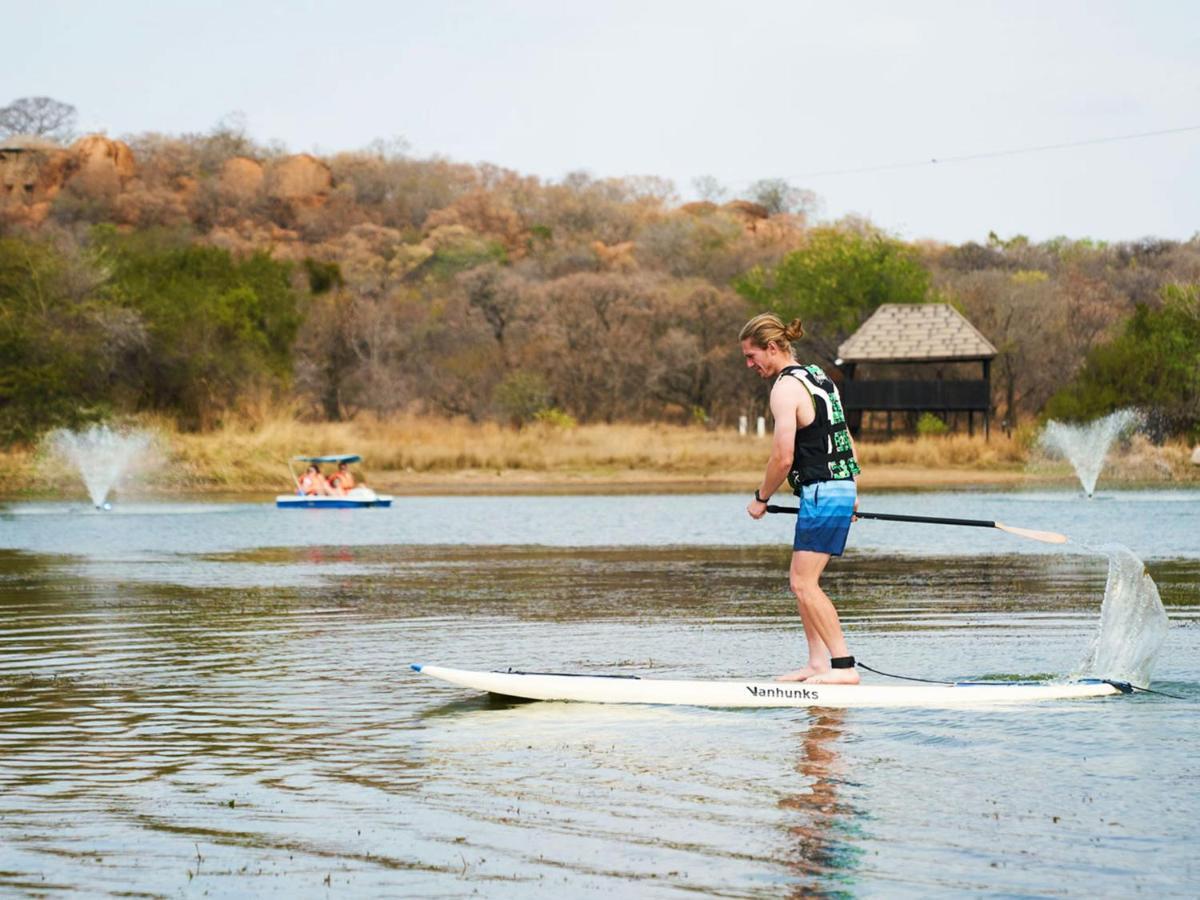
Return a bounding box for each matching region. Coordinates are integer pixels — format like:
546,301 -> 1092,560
741,313 -> 862,685
299,463 -> 332,496
327,460 -> 356,496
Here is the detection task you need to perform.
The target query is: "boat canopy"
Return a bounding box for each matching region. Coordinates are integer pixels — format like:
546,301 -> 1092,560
292,454 -> 362,464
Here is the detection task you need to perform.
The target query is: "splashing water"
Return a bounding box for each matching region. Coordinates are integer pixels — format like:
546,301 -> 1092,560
50,424 -> 153,508
1039,409 -> 1141,497
1072,543 -> 1168,687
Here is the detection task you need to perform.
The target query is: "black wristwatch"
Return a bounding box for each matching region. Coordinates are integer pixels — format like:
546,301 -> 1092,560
754,489 -> 768,503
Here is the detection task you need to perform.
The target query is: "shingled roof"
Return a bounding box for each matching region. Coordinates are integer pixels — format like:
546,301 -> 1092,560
837,303 -> 997,364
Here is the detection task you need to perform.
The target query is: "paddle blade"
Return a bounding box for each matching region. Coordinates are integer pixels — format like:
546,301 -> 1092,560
994,521 -> 1068,544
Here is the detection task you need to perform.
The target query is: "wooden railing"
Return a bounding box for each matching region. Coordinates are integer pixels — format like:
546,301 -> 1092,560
840,379 -> 990,411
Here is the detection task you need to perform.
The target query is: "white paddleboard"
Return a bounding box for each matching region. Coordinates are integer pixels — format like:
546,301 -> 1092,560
412,664 -> 1128,709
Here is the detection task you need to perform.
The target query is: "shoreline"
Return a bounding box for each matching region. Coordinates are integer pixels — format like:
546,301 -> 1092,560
366,466 -> 1069,495
5,465 -> 1192,503
4,417 -> 1195,501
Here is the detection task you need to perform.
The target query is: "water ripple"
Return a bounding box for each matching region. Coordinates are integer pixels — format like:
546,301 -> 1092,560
1,543 -> 1197,895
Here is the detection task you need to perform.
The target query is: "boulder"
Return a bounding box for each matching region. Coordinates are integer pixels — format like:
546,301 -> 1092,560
1191,445 -> 1200,466
2,134 -> 139,224
716,199 -> 805,247
679,200 -> 718,216
71,135 -> 137,182
751,213 -> 806,245
0,135 -> 72,217
218,157 -> 264,200
264,154 -> 331,204
722,199 -> 770,221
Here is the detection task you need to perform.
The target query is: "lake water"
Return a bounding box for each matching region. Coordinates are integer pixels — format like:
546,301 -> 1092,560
1,491 -> 1198,896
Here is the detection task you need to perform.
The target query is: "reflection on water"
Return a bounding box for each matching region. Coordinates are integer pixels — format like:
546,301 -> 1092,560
781,709 -> 863,895
1,543 -> 1198,895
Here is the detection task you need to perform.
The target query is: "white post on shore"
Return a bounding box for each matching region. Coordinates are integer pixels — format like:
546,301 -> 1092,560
738,415 -> 748,436
756,416 -> 766,438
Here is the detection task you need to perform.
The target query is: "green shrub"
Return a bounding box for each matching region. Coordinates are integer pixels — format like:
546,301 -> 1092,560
916,413 -> 950,436
97,228 -> 301,429
493,371 -> 551,426
735,226 -> 930,360
424,236 -> 507,280
0,236 -> 110,443
303,258 -> 344,294
534,407 -> 577,429
1046,284 -> 1200,439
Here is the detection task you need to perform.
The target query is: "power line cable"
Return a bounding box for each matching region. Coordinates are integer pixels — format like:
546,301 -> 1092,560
758,123 -> 1200,182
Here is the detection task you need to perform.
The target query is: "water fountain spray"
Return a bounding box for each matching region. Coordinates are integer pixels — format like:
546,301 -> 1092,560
1072,543 -> 1168,687
49,424 -> 153,509
1039,409 -> 1141,497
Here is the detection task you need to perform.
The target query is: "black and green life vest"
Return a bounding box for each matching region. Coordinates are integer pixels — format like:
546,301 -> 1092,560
777,364 -> 861,490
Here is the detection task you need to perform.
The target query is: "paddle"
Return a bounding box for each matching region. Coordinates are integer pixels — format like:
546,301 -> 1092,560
286,460 -> 303,495
765,505 -> 1068,545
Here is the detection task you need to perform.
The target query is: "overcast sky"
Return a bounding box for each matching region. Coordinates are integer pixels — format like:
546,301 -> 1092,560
8,0 -> 1199,243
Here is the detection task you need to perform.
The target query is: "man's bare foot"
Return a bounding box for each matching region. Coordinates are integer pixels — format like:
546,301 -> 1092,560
805,668 -> 861,685
776,665 -> 827,682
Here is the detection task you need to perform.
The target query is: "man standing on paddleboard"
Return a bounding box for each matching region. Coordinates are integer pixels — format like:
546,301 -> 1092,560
741,313 -> 861,685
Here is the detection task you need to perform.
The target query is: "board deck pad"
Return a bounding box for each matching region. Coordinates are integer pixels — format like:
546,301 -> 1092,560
412,665 -> 1127,709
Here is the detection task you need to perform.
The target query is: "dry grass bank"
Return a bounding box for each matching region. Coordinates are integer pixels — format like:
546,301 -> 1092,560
5,415 -> 1197,498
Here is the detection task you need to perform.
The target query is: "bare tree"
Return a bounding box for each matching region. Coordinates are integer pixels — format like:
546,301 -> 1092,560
620,175 -> 678,206
950,269 -> 1061,423
534,272 -> 658,421
459,264 -> 526,364
0,96 -> 77,142
747,177 -> 818,217
691,175 -> 727,203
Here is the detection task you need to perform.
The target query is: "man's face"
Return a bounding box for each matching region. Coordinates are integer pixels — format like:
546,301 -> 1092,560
741,339 -> 777,379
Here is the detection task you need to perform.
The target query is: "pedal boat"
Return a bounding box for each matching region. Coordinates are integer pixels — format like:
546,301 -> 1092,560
275,454 -> 393,509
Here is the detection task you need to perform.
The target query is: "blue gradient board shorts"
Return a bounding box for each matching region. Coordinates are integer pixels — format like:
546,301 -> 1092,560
794,479 -> 857,556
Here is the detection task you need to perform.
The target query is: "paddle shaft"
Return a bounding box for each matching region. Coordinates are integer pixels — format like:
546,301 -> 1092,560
763,504 -> 1067,544
766,505 -> 995,528
287,461 -> 303,494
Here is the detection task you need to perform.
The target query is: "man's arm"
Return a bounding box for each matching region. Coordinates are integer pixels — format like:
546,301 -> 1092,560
748,379 -> 809,518
760,381 -> 801,499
